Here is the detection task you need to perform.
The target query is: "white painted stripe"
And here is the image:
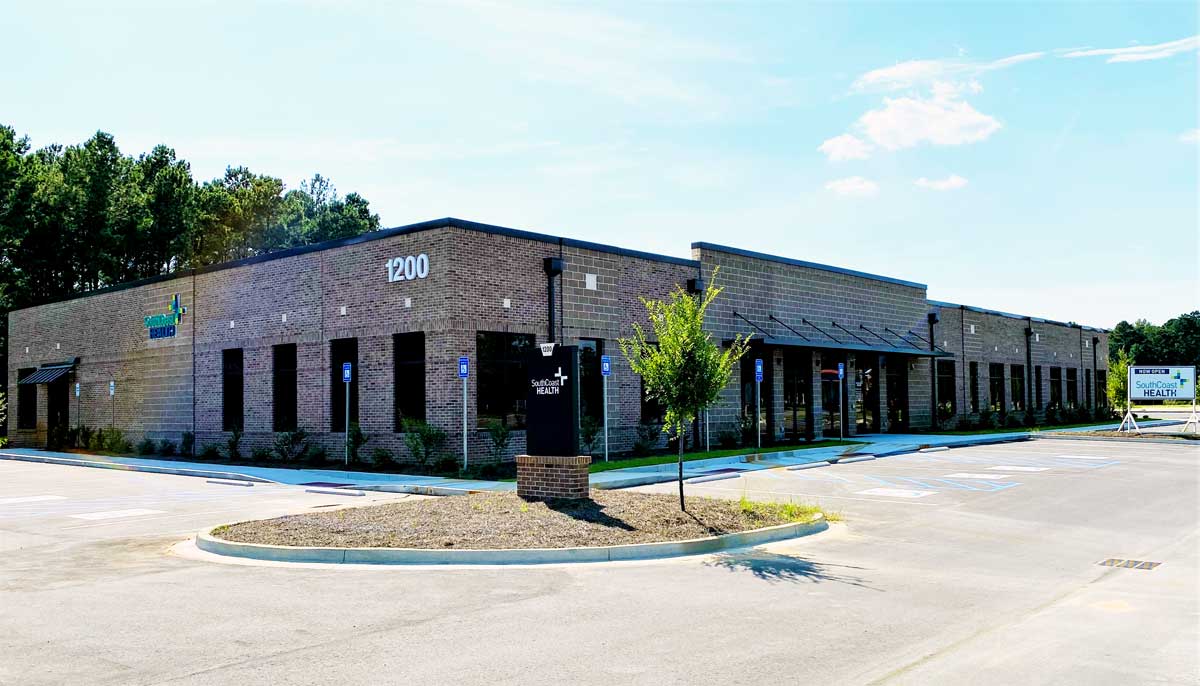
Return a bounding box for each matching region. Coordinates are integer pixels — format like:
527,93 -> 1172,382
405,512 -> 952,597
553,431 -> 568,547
989,466 -> 1049,472
0,495 -> 66,505
1055,454 -> 1109,460
855,488 -> 936,498
944,473 -> 1012,480
69,508 -> 165,521
920,446 -> 950,453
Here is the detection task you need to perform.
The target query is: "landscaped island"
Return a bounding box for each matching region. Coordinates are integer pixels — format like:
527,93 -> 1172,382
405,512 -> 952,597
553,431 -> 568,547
212,491 -> 826,550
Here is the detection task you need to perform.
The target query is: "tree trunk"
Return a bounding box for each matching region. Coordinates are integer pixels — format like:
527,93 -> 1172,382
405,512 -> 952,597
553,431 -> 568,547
678,423 -> 686,511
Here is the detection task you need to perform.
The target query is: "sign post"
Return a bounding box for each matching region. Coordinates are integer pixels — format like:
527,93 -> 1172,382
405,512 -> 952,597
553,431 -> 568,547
754,358 -> 763,449
109,380 -> 115,429
458,356 -> 470,468
600,355 -> 611,462
1122,366 -> 1196,434
342,363 -> 352,465
838,362 -> 845,441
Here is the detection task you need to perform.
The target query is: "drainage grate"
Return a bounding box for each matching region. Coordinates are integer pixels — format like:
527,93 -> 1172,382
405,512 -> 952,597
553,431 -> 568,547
1098,559 -> 1161,570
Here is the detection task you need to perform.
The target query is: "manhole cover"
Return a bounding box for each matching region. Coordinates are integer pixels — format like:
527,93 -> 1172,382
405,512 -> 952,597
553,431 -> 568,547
1098,559 -> 1161,570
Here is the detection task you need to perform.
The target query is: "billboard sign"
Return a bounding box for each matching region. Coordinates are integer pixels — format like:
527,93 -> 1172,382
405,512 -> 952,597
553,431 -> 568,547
1129,366 -> 1195,401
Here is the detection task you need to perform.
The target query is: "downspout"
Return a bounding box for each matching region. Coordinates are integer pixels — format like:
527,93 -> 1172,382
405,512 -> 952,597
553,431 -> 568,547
928,311 -> 938,428
959,306 -> 967,416
1024,321 -> 1034,415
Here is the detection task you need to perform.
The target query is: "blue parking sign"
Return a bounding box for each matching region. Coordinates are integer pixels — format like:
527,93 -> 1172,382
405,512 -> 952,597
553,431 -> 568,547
754,358 -> 763,383
342,362 -> 352,383
600,355 -> 611,376
837,362 -> 844,380
458,356 -> 470,378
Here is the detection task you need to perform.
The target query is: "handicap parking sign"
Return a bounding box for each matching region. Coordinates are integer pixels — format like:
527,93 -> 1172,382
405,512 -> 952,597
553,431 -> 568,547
342,362 -> 352,383
837,362 -> 844,380
755,358 -> 763,383
458,356 -> 470,378
600,355 -> 611,376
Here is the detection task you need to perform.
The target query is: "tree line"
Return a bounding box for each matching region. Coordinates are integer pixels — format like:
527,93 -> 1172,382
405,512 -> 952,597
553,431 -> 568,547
1107,312 -> 1199,368
0,125 -> 381,307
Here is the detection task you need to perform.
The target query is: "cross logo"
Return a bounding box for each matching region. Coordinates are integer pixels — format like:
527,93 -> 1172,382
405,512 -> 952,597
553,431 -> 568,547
554,367 -> 569,384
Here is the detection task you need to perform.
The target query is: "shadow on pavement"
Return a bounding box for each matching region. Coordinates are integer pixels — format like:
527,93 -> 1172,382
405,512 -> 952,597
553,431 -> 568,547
543,498 -> 636,531
705,550 -> 878,589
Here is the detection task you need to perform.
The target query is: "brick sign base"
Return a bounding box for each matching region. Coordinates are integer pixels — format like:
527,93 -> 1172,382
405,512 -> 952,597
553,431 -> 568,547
515,455 -> 591,500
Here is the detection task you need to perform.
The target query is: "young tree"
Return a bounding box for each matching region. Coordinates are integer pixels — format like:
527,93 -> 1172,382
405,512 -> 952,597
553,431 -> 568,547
1108,347 -> 1133,410
619,272 -> 749,510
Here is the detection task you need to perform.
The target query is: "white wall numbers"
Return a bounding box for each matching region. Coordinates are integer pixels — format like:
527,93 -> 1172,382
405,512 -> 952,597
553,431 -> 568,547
386,254 -> 430,283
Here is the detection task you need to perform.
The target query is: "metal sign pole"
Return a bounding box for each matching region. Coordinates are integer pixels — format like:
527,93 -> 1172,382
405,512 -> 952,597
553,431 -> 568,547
342,362 -> 352,465
754,358 -> 763,449
705,409 -> 710,452
459,356 -> 470,470
601,355 -> 611,462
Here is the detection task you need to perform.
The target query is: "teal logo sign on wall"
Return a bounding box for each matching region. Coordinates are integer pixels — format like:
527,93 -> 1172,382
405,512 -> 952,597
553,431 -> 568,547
144,294 -> 187,339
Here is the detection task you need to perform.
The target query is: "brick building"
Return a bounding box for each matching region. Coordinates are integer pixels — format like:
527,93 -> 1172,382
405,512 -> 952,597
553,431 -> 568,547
7,218 -> 1109,461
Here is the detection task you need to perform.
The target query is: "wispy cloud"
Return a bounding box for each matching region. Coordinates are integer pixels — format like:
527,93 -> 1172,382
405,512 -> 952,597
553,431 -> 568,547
817,134 -> 872,161
915,175 -> 969,191
1181,129 -> 1200,145
1062,35 -> 1199,63
852,51 -> 1044,93
824,176 -> 879,197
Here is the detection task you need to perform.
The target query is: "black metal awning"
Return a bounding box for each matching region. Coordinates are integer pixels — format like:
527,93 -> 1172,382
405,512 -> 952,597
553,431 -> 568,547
18,359 -> 78,385
726,312 -> 951,357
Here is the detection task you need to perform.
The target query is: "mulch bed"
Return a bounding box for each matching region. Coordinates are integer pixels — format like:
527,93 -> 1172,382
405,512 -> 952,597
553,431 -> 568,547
213,490 -> 820,550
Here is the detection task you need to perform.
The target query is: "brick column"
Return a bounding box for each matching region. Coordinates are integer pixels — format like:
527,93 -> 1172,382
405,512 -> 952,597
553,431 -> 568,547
516,455 -> 591,499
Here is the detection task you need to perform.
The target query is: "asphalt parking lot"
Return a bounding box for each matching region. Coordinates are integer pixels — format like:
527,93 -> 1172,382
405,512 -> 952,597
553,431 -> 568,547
1,438 -> 1196,685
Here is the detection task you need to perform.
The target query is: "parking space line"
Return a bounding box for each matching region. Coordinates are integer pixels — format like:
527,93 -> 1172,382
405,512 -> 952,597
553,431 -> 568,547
678,483 -> 938,506
0,495 -> 67,505
68,508 -> 166,521
855,488 -> 937,498
945,473 -> 1013,480
989,466 -> 1048,472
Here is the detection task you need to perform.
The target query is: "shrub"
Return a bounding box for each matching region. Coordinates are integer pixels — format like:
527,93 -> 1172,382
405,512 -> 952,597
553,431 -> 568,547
977,409 -> 994,430
666,426 -> 687,454
402,419 -> 448,466
159,440 -> 176,456
1004,413 -> 1021,429
347,422 -> 369,464
579,416 -> 601,456
1022,411 -> 1037,428
717,430 -> 739,449
631,421 -> 661,456
273,429 -> 310,463
371,448 -> 396,467
738,411 -> 757,446
199,444 -> 221,460
250,447 -> 273,462
181,431 -> 195,456
485,421 -> 512,462
305,446 -> 328,466
137,438 -> 158,455
104,429 -> 131,454
78,426 -> 94,450
226,428 -> 243,460
47,425 -> 71,451
89,428 -> 106,452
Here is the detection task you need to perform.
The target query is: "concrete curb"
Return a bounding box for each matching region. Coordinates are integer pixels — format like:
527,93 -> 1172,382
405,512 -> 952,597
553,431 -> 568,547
786,461 -> 831,471
0,452 -> 274,484
1031,433 -> 1198,446
685,472 -> 742,484
196,514 -> 828,566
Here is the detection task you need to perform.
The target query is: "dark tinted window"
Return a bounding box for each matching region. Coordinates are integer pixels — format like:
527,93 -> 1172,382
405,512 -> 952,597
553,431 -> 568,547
988,363 -> 1005,412
330,338 -> 358,432
1066,368 -> 1078,407
579,339 -> 604,422
477,332 -> 534,428
1034,366 -> 1043,410
17,368 -> 36,430
1010,364 -> 1025,411
272,344 -> 297,432
936,360 -> 956,417
1050,366 -> 1062,408
394,333 -> 425,429
222,349 -> 244,432
969,361 -> 979,413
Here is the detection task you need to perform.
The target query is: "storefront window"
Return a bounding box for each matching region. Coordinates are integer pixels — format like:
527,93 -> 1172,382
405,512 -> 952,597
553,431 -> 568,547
272,344 -> 297,432
989,363 -> 1006,412
222,348 -> 244,432
937,360 -> 956,419
330,338 -> 358,432
579,339 -> 603,422
477,332 -> 534,428
1010,364 -> 1025,412
17,368 -> 36,430
394,333 -> 425,429
1066,368 -> 1078,408
1049,366 -> 1062,409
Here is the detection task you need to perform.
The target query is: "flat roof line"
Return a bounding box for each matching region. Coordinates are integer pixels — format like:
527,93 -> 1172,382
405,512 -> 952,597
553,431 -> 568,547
12,217 -> 700,309
691,242 -> 926,290
928,299 -> 1108,332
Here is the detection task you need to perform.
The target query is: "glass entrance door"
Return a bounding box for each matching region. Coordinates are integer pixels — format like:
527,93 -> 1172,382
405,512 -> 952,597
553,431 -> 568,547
47,377 -> 70,438
886,356 -> 909,432
821,353 -> 846,438
782,349 -> 812,442
855,353 -> 880,434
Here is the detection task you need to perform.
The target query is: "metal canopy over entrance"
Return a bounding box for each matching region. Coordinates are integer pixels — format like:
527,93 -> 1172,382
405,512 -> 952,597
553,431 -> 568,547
727,312 -> 952,357
18,359 -> 78,385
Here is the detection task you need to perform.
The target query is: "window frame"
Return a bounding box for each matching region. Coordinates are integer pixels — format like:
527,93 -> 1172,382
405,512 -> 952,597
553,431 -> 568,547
393,332 -> 426,430
222,348 -> 245,432
1010,364 -> 1026,412
17,368 -> 36,430
476,331 -> 535,429
272,344 -> 298,432
988,362 -> 1006,412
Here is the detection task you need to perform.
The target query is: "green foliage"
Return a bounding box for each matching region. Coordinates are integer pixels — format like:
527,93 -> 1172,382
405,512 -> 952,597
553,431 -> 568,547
1004,413 -> 1021,429
305,446 -> 328,466
199,444 -> 221,460
78,426 -> 94,450
738,411 -> 757,446
158,440 -> 176,456
137,438 -> 158,455
88,428 -> 106,452
485,421 -> 512,462
180,431 -> 195,456
1022,411 -> 1037,428
48,425 -> 72,451
1108,347 -> 1133,408
371,448 -> 396,467
717,430 -> 739,449
103,429 -> 131,453
226,428 -> 243,460
631,421 -> 660,456
251,447 -> 273,462
402,418 -> 448,466
1108,312 -> 1200,370
273,429 -> 310,462
737,494 -> 823,523
347,422 -> 369,463
578,416 -> 601,456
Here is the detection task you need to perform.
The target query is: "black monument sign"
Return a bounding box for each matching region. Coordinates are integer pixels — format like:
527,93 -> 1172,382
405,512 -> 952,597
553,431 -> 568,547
525,343 -> 580,456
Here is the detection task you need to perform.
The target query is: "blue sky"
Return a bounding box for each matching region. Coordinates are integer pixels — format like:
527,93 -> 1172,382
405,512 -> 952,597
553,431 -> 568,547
4,1 -> 1197,327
